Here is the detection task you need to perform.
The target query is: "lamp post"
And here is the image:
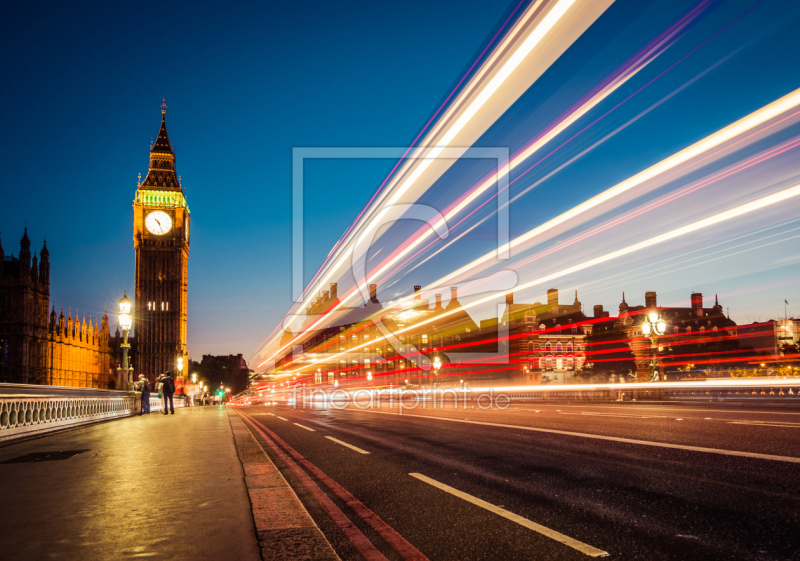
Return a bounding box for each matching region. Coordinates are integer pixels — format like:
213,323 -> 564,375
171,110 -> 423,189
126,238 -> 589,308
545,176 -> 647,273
432,356 -> 441,388
641,311 -> 667,382
118,291 -> 133,391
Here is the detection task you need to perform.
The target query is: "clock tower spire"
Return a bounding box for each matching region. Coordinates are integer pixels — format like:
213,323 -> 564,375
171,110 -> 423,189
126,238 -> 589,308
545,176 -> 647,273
133,101 -> 190,386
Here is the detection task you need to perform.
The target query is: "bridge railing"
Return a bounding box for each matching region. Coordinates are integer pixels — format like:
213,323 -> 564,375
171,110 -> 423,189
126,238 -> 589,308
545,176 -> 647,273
0,384 -> 186,442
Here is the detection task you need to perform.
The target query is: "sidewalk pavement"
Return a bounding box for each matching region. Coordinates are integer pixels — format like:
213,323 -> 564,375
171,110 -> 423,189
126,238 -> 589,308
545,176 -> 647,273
0,405 -> 335,561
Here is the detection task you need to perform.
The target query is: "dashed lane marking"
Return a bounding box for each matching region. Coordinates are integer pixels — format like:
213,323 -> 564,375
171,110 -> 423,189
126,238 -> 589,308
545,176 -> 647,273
325,436 -> 370,454
558,412 -> 668,419
409,473 -> 608,557
277,416 -> 288,421
294,423 -> 316,431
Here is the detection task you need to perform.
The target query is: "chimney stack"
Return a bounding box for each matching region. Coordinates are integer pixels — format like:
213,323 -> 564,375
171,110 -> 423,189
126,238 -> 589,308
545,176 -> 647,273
691,292 -> 703,317
547,288 -> 558,311
645,291 -> 657,308
369,283 -> 378,303
434,294 -> 443,310
414,285 -> 421,301
330,282 -> 338,300
593,304 -> 609,318
506,292 -> 514,305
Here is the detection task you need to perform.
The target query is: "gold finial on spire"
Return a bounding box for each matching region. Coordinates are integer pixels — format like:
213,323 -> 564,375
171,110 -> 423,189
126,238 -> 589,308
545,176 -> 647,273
161,97 -> 167,115
138,172 -> 141,187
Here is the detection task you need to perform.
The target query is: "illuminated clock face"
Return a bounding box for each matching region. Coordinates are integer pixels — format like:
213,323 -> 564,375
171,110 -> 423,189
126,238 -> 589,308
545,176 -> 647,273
145,211 -> 172,235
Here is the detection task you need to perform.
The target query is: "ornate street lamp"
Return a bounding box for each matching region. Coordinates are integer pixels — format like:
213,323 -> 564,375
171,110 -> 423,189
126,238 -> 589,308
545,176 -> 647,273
117,291 -> 133,390
641,311 -> 667,382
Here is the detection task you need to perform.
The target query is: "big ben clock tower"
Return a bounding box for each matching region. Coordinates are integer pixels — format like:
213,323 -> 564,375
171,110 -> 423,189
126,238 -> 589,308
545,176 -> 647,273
133,100 -> 190,385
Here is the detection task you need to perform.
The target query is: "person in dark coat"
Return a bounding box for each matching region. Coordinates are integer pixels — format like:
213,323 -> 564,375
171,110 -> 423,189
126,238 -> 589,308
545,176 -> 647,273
158,371 -> 176,415
135,374 -> 151,414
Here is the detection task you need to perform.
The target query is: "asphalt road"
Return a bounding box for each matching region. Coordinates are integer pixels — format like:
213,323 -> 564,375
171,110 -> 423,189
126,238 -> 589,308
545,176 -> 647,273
237,401 -> 800,561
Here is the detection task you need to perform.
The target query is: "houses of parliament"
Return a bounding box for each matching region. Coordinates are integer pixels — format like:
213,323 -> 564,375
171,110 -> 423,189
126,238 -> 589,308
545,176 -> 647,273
0,103 -> 190,389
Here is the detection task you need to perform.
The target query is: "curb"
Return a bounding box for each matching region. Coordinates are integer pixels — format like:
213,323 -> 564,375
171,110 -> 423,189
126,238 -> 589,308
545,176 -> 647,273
227,410 -> 340,561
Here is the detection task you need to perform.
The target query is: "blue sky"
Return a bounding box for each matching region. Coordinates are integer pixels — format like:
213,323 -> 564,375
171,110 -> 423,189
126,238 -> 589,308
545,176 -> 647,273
3,0 -> 800,362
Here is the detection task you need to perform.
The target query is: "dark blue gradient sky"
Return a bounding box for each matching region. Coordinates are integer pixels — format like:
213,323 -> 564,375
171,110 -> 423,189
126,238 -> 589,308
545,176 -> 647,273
2,0 -> 799,361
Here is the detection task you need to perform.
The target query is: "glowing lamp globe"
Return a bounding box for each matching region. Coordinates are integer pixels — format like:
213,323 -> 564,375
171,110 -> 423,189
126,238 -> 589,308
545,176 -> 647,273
656,320 -> 667,334
642,322 -> 652,336
648,312 -> 659,323
119,291 -> 132,315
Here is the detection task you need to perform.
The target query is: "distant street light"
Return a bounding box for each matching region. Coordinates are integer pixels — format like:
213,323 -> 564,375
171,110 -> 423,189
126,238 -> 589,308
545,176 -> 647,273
641,311 -> 667,382
117,291 -> 133,391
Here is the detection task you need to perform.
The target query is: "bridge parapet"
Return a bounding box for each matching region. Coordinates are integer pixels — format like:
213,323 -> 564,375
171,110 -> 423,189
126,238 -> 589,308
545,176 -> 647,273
0,384 -> 185,442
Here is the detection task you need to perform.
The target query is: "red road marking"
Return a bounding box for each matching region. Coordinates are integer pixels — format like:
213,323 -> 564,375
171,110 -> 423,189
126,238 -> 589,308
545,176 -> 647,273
240,410 -> 429,561
239,412 -> 387,561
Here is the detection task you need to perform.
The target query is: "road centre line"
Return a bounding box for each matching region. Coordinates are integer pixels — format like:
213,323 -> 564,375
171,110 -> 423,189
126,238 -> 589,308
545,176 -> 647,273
277,416 -> 288,421
325,436 -> 370,454
360,410 -> 800,464
508,404 -> 800,415
409,473 -> 608,557
728,421 -> 800,427
558,412 -> 668,419
294,423 -> 316,431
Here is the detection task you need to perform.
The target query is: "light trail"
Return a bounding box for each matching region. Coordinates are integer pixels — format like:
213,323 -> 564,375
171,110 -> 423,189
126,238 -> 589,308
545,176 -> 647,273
259,82 -> 800,372
255,0 -> 617,367
281,181 -> 800,375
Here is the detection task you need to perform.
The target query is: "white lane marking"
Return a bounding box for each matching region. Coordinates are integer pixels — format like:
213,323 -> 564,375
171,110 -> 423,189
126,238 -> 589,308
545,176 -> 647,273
267,413 -> 275,416
409,473 -> 608,558
728,421 -> 800,427
362,411 -> 800,464
524,404 -> 800,416
294,423 -> 316,431
558,412 -> 667,419
277,416 -> 288,421
325,436 -> 370,454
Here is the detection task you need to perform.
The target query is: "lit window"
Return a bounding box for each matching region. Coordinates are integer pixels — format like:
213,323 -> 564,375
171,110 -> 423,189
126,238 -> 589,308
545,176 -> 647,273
422,334 -> 428,342
161,302 -> 164,311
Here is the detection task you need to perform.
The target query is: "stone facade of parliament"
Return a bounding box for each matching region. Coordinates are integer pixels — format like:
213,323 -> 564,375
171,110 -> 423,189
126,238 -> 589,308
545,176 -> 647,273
0,229 -> 115,388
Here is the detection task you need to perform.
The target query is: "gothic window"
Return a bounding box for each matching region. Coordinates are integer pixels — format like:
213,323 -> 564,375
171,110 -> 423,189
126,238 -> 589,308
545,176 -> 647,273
673,326 -> 680,334
545,342 -> 551,351
556,342 -> 562,352
567,343 -> 573,353
686,326 -> 692,333
527,341 -> 534,352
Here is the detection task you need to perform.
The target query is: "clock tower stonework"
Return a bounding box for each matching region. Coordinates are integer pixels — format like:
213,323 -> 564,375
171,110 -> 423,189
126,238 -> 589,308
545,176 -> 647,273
133,102 -> 190,385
